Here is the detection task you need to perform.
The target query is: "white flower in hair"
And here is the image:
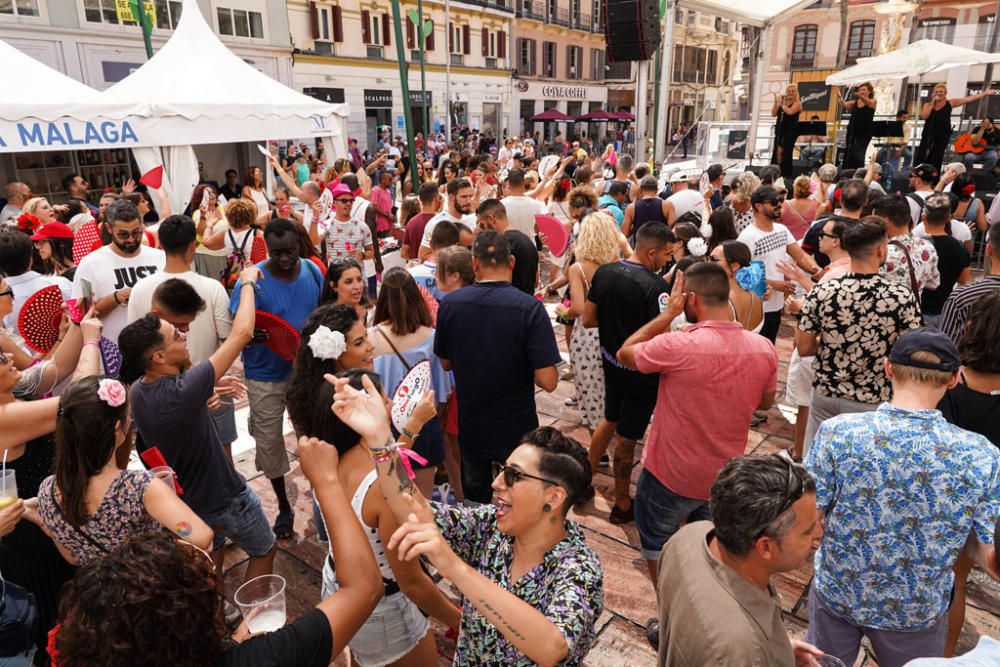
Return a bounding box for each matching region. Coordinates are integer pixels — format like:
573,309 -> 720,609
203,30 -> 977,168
699,221 -> 713,238
308,325 -> 347,360
687,237 -> 708,257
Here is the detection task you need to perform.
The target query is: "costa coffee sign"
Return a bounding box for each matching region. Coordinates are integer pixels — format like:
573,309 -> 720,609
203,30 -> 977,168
518,81 -> 606,103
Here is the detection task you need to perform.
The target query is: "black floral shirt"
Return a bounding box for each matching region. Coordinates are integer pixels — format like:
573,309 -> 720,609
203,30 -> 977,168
799,273 -> 921,404
433,502 -> 604,666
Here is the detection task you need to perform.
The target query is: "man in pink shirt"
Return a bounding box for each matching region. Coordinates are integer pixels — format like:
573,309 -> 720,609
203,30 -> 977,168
369,170 -> 395,234
617,263 -> 778,584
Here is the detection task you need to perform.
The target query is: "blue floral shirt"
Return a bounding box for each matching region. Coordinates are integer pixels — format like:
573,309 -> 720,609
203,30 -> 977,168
432,502 -> 604,666
805,404 -> 1000,631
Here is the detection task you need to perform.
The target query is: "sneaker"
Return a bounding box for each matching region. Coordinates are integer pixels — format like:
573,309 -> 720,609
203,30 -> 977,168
645,619 -> 660,649
609,499 -> 635,525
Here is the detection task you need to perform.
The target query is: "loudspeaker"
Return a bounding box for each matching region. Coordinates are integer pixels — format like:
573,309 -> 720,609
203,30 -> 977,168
603,0 -> 660,63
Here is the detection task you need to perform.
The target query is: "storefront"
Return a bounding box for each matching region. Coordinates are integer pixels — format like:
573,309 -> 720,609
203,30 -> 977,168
512,80 -> 608,139
482,93 -> 502,134
408,91 -> 433,137
364,89 -> 393,148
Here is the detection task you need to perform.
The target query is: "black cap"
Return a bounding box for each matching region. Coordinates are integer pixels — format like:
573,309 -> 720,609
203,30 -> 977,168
889,328 -> 960,372
512,152 -> 525,161
910,163 -> 939,184
750,185 -> 780,206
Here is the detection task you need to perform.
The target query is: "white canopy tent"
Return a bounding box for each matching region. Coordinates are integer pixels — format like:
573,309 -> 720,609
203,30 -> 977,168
654,0 -> 820,163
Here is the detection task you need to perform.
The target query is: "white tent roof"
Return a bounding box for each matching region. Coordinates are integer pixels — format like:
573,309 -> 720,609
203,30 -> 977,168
676,0 -> 819,27
827,39 -> 1000,85
99,0 -> 348,120
0,40 -> 132,122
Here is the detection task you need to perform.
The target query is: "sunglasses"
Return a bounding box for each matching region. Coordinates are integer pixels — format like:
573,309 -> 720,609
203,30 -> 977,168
754,455 -> 803,540
334,198 -> 354,204
821,232 -> 840,240
491,461 -> 560,488
114,230 -> 145,241
0,289 -> 13,299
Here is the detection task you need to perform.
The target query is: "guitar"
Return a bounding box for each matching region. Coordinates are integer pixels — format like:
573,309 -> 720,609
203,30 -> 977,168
955,133 -> 987,154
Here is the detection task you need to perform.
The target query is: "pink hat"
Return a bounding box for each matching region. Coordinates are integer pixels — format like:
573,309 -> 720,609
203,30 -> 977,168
331,183 -> 355,199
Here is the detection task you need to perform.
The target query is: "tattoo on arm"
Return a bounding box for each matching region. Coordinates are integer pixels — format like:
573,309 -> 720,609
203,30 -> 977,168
477,598 -> 527,641
385,455 -> 415,494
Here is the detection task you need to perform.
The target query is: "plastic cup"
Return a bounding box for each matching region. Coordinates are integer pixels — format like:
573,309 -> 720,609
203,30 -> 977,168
815,656 -> 847,667
234,574 -> 286,634
0,470 -> 17,509
150,466 -> 176,494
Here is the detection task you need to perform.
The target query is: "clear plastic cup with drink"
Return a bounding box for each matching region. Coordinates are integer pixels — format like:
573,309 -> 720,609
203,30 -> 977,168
234,574 -> 286,634
150,466 -> 176,494
815,655 -> 846,667
0,470 -> 17,510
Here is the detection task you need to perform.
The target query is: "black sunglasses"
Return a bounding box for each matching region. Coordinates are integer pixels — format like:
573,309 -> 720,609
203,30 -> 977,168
491,461 -> 560,488
754,456 -> 803,540
0,289 -> 13,299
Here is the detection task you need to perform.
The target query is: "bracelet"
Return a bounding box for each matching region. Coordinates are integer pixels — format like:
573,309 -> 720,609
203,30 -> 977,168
84,339 -> 100,347
242,280 -> 256,288
400,426 -> 417,440
113,290 -> 121,305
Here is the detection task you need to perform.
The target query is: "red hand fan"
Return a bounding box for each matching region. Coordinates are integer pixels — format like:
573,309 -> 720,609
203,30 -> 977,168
139,446 -> 184,495
250,236 -> 267,263
72,220 -> 102,265
535,214 -> 569,257
417,285 -> 438,327
254,310 -> 300,362
18,285 -> 64,353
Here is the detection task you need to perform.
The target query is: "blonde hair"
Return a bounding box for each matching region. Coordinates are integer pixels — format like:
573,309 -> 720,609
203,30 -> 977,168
225,198 -> 257,229
575,212 -> 623,265
891,351 -> 955,387
793,175 -> 811,199
23,197 -> 46,215
734,172 -> 761,202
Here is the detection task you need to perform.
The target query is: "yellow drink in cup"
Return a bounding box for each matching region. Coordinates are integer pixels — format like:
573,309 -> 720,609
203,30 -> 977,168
0,469 -> 17,510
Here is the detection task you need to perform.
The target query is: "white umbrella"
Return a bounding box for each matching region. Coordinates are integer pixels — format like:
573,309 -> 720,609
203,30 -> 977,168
826,39 -> 1000,85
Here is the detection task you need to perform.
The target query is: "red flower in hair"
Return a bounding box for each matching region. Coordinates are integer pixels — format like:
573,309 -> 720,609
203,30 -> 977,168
16,212 -> 40,233
559,178 -> 572,191
834,187 -> 842,202
961,184 -> 976,197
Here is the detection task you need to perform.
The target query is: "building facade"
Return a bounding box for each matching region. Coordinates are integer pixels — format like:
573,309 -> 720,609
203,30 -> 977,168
288,0 -> 514,148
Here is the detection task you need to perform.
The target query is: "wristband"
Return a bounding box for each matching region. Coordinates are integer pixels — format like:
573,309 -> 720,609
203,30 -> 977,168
400,426 -> 417,441
84,339 -> 100,347
113,290 -> 122,305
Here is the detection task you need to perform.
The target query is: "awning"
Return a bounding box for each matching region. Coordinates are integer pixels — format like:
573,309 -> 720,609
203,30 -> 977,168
531,109 -> 575,122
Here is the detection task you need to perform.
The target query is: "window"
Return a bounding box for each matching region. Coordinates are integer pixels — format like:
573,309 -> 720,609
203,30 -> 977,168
517,37 -> 536,75
217,7 -> 263,38
0,0 -> 40,17
449,22 -> 461,53
673,46 -> 708,83
845,20 -> 874,66
977,14 -> 995,52
706,49 -> 717,85
915,17 -> 956,44
362,10 -> 389,46
791,24 -> 817,69
590,48 -> 604,81
543,41 -> 556,77
566,45 -> 581,80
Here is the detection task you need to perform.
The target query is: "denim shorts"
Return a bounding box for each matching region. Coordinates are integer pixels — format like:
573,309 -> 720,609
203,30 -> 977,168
635,469 -> 711,561
211,396 -> 238,444
0,646 -> 35,666
321,558 -> 429,667
200,484 -> 275,557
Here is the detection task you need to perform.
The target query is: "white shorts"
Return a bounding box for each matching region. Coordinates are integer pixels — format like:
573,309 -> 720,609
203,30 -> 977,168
785,349 -> 816,408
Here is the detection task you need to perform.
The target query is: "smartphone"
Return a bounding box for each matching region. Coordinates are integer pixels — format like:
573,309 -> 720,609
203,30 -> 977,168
201,189 -> 211,209
79,277 -> 93,313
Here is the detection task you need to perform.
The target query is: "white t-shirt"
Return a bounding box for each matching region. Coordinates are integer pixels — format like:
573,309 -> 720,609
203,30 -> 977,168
907,190 -> 935,227
666,189 -> 704,221
72,244 -> 166,344
913,220 -> 972,245
497,146 -> 513,168
4,271 -> 72,331
737,222 -> 795,313
500,195 -> 543,238
127,270 -> 233,365
221,227 -> 256,256
351,198 -> 377,278
420,211 -> 477,249
545,200 -> 571,225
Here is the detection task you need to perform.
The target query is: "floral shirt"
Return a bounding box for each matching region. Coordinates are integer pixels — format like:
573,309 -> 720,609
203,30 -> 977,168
799,273 -> 921,404
323,219 -> 372,262
433,502 -> 603,666
805,404 -> 1000,631
884,233 -> 941,294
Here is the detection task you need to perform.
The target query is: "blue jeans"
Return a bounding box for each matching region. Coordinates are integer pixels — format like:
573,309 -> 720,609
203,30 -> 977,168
963,149 -> 999,172
635,469 -> 711,561
201,484 -> 276,556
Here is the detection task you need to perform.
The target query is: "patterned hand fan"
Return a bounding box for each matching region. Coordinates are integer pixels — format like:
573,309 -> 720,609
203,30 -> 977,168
100,337 -> 122,378
72,220 -> 102,265
391,360 -> 432,433
254,310 -> 300,362
250,236 -> 267,263
416,285 -> 439,327
18,285 -> 63,353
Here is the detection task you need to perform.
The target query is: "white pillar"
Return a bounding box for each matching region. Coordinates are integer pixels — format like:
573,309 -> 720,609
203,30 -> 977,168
654,1 -> 676,165
746,25 -> 770,163
635,60 -> 649,162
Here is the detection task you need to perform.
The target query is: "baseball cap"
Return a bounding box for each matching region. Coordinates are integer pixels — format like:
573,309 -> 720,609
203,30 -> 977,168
30,221 -> 74,241
669,170 -> 689,183
889,328 -> 960,372
330,183 -> 355,200
910,163 -> 939,183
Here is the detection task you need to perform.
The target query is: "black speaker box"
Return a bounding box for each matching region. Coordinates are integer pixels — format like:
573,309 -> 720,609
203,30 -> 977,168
603,0 -> 660,62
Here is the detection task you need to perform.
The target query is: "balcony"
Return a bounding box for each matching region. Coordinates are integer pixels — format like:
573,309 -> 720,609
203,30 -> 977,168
571,12 -> 593,31
517,1 -> 546,20
550,7 -> 570,27
366,45 -> 384,59
451,0 -> 514,12
789,52 -> 815,70
605,61 -> 632,80
844,48 -> 872,66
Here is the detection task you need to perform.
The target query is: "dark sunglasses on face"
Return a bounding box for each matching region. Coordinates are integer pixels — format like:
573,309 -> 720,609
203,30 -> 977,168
0,288 -> 13,299
114,230 -> 144,241
334,198 -> 354,204
491,461 -> 560,488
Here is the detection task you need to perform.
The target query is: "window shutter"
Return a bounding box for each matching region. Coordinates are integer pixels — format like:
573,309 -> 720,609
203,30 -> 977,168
566,45 -> 572,78
448,22 -> 453,51
482,27 -> 489,56
309,1 -> 319,39
407,17 -> 415,49
361,9 -> 371,43
382,13 -> 390,45
530,39 -> 537,75
498,30 -> 506,59
463,24 -> 471,55
427,24 -> 434,50
332,5 -> 343,42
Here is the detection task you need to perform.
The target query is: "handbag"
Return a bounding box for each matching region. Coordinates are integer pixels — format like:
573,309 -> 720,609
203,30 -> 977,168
0,569 -> 39,657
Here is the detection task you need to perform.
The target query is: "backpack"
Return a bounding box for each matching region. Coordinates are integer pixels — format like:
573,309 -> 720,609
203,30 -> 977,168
220,229 -> 254,290
905,192 -> 926,225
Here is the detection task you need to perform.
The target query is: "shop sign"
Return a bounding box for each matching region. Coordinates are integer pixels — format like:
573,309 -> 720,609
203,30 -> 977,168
0,120 -> 139,150
483,94 -> 503,103
364,89 -> 393,108
408,91 -> 433,106
304,87 -> 345,103
798,81 -> 830,111
518,81 -> 605,102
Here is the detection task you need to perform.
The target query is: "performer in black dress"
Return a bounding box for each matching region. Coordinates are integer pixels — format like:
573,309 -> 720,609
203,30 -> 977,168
771,84 -> 802,180
842,82 -> 876,170
915,83 -> 996,171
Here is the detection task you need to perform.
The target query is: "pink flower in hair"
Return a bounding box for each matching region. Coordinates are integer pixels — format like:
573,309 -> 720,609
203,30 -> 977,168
97,378 -> 127,408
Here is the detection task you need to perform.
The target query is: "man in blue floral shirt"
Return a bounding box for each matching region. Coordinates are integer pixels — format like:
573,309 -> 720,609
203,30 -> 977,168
805,329 -> 1000,667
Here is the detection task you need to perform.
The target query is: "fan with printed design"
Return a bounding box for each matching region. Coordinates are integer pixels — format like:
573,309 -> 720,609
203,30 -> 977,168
254,310 -> 300,362
18,285 -> 64,353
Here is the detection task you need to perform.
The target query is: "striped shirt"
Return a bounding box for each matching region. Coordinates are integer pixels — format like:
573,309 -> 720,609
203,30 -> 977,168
938,275 -> 1000,343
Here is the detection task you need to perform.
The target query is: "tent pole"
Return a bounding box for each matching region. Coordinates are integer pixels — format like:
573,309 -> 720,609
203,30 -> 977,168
746,25 -> 770,163
910,73 -> 922,160
417,0 -> 429,136
390,0 -> 419,181
445,0 -> 451,140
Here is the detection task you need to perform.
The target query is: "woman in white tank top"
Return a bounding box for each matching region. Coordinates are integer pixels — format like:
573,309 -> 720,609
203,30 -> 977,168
242,166 -> 271,219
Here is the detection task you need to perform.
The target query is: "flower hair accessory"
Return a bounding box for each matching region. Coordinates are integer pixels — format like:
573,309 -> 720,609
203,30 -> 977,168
687,237 -> 708,257
735,263 -> 765,291
308,325 -> 346,360
699,221 -> 713,239
97,378 -> 127,408
961,183 -> 976,197
16,212 -> 40,234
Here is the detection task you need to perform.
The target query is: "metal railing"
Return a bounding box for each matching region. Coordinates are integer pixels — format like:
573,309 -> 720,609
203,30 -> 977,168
517,1 -> 546,20
844,48 -> 872,66
366,45 -> 384,59
789,52 -> 815,70
550,7 -> 570,26
605,61 -> 632,80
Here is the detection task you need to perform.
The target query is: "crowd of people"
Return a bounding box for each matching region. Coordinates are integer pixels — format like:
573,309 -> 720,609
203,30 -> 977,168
0,125 -> 996,667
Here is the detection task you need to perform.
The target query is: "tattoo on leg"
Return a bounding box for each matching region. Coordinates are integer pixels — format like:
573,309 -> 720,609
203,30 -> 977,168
477,598 -> 527,642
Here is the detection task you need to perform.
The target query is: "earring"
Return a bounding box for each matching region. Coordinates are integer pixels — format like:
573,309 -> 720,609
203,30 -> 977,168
542,503 -> 552,513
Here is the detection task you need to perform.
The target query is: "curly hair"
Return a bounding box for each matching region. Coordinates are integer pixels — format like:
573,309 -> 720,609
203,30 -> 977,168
224,197 -> 257,230
566,185 -> 598,214
575,211 -> 621,265
55,376 -> 130,527
733,172 -> 761,203
285,303 -> 360,437
55,531 -> 228,666
958,291 -> 1000,374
